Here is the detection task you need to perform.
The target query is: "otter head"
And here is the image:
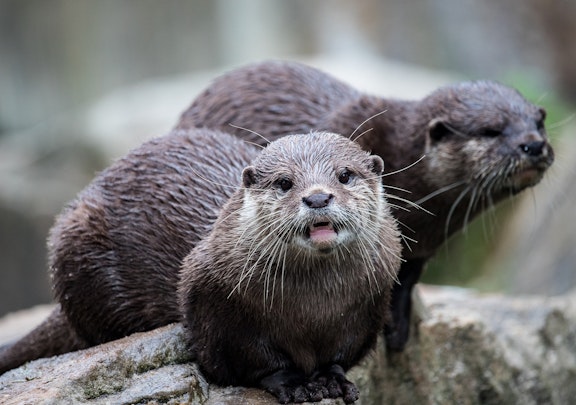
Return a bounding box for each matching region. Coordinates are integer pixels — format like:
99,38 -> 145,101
422,80 -> 554,201
240,132 -> 387,257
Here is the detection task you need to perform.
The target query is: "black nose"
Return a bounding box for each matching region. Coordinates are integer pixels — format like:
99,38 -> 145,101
302,193 -> 333,208
520,141 -> 545,157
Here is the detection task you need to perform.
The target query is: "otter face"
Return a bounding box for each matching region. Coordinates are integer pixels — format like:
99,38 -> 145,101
423,81 -> 554,199
241,132 -> 386,257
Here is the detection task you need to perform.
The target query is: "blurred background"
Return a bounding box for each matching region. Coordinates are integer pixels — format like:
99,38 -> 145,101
0,0 -> 575,318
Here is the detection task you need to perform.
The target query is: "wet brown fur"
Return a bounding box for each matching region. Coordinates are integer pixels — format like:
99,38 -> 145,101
0,128 -> 257,374
176,60 -> 555,349
179,132 -> 400,402
0,129 -> 401,404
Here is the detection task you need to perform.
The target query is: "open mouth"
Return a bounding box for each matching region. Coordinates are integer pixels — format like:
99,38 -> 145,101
305,220 -> 339,245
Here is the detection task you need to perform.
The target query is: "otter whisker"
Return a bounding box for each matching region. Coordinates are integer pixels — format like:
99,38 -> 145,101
185,162 -> 241,191
242,140 -> 267,150
369,228 -> 405,268
414,180 -> 467,205
393,218 -> 416,234
547,113 -> 575,130
400,234 -> 417,251
461,167 -> 499,234
260,219 -> 297,300
385,193 -> 434,215
381,155 -> 426,178
279,243 -> 288,311
353,235 -> 380,294
352,215 -> 403,281
232,218 -> 286,297
228,123 -> 271,145
381,184 -> 413,195
462,183 -> 480,235
386,202 -> 411,212
349,109 -> 388,141
263,224 -> 293,309
352,127 -> 374,143
444,183 -> 473,240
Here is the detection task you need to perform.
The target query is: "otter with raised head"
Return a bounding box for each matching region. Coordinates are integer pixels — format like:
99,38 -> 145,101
180,131 -> 400,403
176,60 -> 555,350
0,129 -> 401,404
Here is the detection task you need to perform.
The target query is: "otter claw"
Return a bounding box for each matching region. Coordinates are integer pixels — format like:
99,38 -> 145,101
312,364 -> 359,404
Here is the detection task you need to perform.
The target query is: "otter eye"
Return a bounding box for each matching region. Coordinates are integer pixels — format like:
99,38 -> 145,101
276,178 -> 293,192
480,128 -> 500,137
338,170 -> 353,184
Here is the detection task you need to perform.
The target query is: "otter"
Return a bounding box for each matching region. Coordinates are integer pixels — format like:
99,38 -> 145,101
0,128 -> 255,375
0,129 -> 401,404
176,60 -> 555,351
180,131 -> 400,403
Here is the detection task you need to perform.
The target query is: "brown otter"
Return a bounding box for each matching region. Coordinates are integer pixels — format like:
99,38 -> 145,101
176,60 -> 555,351
0,129 -> 401,404
0,128 -> 256,375
180,131 -> 400,403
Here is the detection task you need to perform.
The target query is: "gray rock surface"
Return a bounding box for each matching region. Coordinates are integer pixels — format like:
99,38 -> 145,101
1,286 -> 574,405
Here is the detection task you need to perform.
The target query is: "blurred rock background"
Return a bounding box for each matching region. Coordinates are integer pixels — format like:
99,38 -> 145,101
0,0 -> 574,318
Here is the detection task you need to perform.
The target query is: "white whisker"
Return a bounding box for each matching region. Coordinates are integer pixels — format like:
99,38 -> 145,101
228,123 -> 271,144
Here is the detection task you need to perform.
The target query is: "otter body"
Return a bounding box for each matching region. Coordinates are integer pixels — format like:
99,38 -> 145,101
0,129 -> 401,404
0,129 -> 256,374
180,132 -> 400,402
177,60 -> 555,350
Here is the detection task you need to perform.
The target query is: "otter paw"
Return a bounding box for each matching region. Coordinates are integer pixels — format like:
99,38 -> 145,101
312,364 -> 359,404
260,369 -> 326,403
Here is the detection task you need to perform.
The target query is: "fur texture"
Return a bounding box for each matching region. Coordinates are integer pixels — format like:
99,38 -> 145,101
176,60 -> 555,350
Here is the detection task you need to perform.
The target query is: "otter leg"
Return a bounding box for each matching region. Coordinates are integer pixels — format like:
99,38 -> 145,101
384,258 -> 425,351
260,368 -> 328,403
311,364 -> 359,404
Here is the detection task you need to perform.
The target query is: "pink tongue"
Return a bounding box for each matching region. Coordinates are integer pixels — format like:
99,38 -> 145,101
309,225 -> 337,242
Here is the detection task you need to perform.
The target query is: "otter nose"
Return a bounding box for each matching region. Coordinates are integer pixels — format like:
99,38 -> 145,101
520,141 -> 545,157
303,193 -> 334,209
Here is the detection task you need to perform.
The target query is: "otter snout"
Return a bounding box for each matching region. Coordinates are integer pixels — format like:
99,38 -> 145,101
515,130 -> 553,161
302,192 -> 334,209
519,140 -> 546,157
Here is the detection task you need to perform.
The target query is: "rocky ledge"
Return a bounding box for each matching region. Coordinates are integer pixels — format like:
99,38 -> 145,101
0,285 -> 574,405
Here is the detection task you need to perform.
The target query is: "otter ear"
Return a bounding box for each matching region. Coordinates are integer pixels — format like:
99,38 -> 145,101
369,155 -> 384,176
538,107 -> 547,121
428,117 -> 452,141
537,107 -> 547,131
242,166 -> 258,188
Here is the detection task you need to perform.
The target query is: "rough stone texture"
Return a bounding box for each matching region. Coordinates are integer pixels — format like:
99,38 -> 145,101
373,287 -> 576,405
1,286 -> 574,405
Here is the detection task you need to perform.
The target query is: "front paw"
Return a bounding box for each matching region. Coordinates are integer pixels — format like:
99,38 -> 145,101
312,364 -> 359,404
260,369 -> 327,403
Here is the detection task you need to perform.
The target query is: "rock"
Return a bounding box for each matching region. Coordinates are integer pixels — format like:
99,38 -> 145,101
374,286 -> 576,405
1,286 -> 575,404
